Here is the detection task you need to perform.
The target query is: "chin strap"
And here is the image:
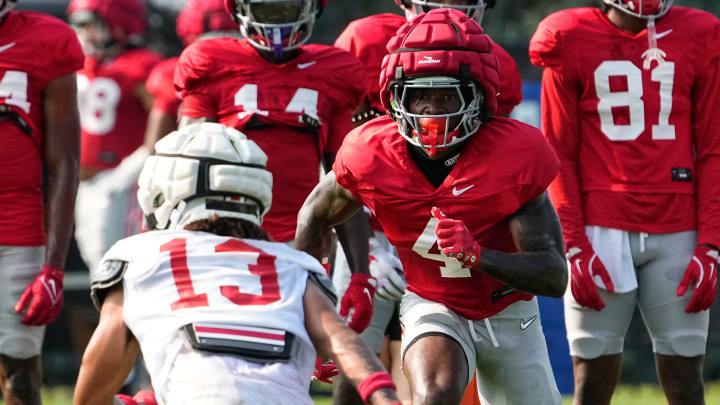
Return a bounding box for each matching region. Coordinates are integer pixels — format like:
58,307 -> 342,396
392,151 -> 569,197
642,16 -> 666,70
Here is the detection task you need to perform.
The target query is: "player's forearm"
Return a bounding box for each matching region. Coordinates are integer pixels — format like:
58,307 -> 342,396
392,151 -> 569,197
44,150 -> 79,269
475,248 -> 568,298
295,203 -> 335,261
335,210 -> 371,275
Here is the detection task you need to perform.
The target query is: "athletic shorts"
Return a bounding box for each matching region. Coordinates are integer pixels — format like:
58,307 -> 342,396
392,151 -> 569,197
0,245 -> 46,359
565,229 -> 709,359
400,292 -> 561,405
75,168 -> 142,272
333,231 -> 401,353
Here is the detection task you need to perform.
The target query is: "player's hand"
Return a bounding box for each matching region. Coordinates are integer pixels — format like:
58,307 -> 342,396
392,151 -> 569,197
567,245 -> 614,311
677,245 -> 718,313
14,265 -> 64,325
312,357 -> 340,384
340,273 -> 377,333
431,207 -> 482,268
369,241 -> 406,301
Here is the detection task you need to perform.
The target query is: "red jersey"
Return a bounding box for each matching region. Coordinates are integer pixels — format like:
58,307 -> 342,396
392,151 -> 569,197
175,38 -> 365,242
0,11 -> 83,246
333,116 -> 560,319
78,48 -> 163,171
529,7 -> 720,249
334,13 -> 523,116
146,57 -> 180,117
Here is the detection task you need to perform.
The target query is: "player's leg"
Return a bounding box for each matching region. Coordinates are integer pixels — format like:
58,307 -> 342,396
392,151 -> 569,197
636,231 -> 708,405
565,287 -> 636,405
386,306 -> 411,405
473,297 -> 561,405
400,291 -> 473,405
0,246 -> 47,405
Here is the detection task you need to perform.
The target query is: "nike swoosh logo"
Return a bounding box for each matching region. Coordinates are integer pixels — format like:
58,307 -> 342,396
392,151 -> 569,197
42,278 -> 61,306
364,288 -> 373,303
655,29 -> 673,39
0,42 -> 16,53
452,185 -> 474,196
298,61 -> 317,69
520,315 -> 537,330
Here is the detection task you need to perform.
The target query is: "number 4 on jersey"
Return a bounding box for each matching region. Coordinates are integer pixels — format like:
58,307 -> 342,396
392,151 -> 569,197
412,217 -> 471,278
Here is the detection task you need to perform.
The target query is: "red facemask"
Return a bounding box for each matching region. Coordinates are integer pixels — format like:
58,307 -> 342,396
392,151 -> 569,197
415,117 -> 461,158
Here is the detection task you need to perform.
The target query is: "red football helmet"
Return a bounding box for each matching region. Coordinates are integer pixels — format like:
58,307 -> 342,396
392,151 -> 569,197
0,0 -> 16,19
394,0 -> 494,24
379,8 -> 498,157
603,0 -> 673,19
177,0 -> 237,46
67,0 -> 146,49
224,0 -> 328,57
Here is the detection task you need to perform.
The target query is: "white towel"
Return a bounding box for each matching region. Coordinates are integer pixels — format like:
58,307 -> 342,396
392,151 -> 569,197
585,226 -> 638,293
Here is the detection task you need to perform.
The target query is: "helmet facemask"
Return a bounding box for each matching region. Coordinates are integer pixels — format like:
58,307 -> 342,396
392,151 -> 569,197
70,11 -> 116,59
390,76 -> 484,158
602,0 -> 673,19
234,0 -> 317,58
403,1 -> 488,24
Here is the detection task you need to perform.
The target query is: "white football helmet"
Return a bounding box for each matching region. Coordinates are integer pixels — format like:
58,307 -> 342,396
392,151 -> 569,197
396,0 -> 492,24
137,123 -> 273,230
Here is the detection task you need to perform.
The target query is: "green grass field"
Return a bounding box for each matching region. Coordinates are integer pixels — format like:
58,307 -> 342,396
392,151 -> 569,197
3,382 -> 720,405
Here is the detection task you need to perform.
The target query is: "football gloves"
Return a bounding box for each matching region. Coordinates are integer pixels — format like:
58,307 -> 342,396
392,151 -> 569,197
15,265 -> 64,325
369,240 -> 406,301
340,273 -> 377,333
431,207 -> 482,268
312,357 -> 340,384
567,245 -> 615,311
677,245 -> 718,313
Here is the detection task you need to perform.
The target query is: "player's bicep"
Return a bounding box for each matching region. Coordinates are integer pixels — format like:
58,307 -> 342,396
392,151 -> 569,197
508,193 -> 565,258
303,277 -> 344,357
74,286 -> 139,405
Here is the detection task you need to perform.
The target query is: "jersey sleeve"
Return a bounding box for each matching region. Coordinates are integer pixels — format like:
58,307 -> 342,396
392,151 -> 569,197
175,41 -> 219,118
39,18 -> 84,83
146,58 -> 181,115
516,126 -> 561,204
331,126 -> 374,206
492,42 -> 523,116
529,12 -> 565,69
539,66 -> 587,252
320,49 -> 366,155
334,14 -> 401,111
693,17 -> 720,248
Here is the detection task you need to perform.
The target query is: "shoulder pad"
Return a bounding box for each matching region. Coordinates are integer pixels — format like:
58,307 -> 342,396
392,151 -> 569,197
90,259 -> 128,310
308,271 -> 337,305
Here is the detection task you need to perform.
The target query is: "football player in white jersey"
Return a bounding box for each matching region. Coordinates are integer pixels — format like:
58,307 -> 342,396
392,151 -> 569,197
73,123 -> 402,405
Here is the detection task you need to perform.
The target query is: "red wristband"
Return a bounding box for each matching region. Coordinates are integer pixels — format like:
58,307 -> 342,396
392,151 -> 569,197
357,371 -> 396,402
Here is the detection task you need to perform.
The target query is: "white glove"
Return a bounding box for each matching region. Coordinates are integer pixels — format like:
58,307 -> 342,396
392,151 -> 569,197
369,240 -> 406,301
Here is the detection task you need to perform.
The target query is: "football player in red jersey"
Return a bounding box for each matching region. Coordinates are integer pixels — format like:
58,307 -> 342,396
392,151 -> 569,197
296,9 -> 566,405
67,0 -> 163,273
144,0 -> 239,151
73,123 -> 402,405
333,2 -> 521,404
175,1 -> 375,334
0,1 -> 84,403
529,1 -> 720,404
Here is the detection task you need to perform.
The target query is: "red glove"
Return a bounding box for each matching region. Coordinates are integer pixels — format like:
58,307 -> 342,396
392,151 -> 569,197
114,391 -> 157,405
431,207 -> 482,268
132,390 -> 158,405
568,245 -> 614,311
14,265 -> 64,325
340,273 -> 376,333
312,356 -> 340,384
115,395 -> 138,405
677,245 -> 718,313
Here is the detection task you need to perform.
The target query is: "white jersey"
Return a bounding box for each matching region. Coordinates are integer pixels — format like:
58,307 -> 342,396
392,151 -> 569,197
99,230 -> 327,404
